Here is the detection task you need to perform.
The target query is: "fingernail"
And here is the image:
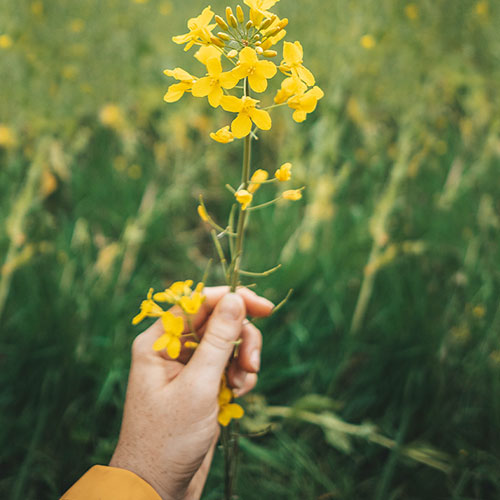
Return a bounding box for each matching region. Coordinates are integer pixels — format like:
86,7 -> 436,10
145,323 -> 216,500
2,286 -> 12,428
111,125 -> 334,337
258,297 -> 275,309
219,293 -> 244,320
250,349 -> 260,371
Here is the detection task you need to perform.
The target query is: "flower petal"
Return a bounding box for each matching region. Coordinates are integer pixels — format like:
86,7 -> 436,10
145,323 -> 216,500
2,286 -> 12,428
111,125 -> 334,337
231,113 -> 253,138
249,108 -> 272,130
191,77 -> 212,97
153,334 -> 169,351
166,337 -> 181,359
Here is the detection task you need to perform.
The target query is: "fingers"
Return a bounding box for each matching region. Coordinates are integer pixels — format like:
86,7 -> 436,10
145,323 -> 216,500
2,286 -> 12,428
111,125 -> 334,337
177,286 -> 274,331
226,321 -> 262,396
183,293 -> 246,387
133,287 -> 272,363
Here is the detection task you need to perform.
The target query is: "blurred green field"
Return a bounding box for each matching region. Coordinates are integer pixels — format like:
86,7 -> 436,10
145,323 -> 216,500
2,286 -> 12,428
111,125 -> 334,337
1,0 -> 500,498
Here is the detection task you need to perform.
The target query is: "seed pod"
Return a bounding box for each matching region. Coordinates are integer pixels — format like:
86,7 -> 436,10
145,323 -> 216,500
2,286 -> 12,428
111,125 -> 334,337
236,5 -> 245,23
210,35 -> 225,47
245,20 -> 254,30
263,49 -> 277,57
217,32 -> 231,41
215,15 -> 229,31
227,49 -> 238,58
255,46 -> 263,55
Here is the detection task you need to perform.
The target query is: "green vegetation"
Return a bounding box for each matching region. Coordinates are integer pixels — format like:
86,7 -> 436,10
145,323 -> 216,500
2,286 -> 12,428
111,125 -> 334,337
1,0 -> 499,498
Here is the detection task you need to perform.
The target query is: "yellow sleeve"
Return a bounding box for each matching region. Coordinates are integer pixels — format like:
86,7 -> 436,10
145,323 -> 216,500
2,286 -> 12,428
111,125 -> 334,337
61,465 -> 162,500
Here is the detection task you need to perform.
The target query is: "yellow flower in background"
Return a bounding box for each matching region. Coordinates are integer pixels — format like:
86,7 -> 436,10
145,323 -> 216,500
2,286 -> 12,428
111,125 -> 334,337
235,189 -> 253,210
0,34 -> 13,49
287,86 -> 324,123
172,6 -> 216,51
153,311 -> 184,358
232,47 -> 277,93
475,1 -> 488,16
218,376 -> 244,426
132,288 -> 164,324
360,34 -> 376,49
275,162 -> 292,181
30,1 -> 44,16
163,68 -> 197,103
210,126 -> 234,143
282,188 -> 304,200
405,4 -> 419,20
280,41 -> 315,86
248,169 -> 269,194
274,76 -> 307,104
194,45 -> 221,65
221,95 -> 272,138
99,104 -> 126,130
0,125 -> 17,149
192,57 -> 240,107
179,282 -> 206,315
70,19 -> 85,33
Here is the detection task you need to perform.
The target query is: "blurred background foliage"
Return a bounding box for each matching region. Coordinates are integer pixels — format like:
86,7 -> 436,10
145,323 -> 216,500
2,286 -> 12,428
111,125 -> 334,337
1,0 -> 500,498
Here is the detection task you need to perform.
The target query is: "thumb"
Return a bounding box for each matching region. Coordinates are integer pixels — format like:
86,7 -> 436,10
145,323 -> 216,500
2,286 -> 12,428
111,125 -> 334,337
184,293 -> 245,386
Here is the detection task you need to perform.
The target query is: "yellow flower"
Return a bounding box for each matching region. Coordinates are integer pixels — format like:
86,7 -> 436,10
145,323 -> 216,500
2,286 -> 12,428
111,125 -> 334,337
360,34 -> 376,50
221,95 -> 272,138
274,76 -> 307,104
248,169 -> 269,193
153,311 -> 185,359
99,104 -> 125,130
475,1 -> 488,16
192,57 -> 240,107
132,288 -> 164,324
232,47 -> 277,93
154,280 -> 194,303
0,125 -> 17,149
287,86 -> 324,123
404,4 -> 419,20
198,204 -> 209,221
280,41 -> 315,86
245,0 -> 279,25
235,189 -> 253,210
172,6 -> 216,51
0,34 -> 13,49
210,125 -> 234,143
179,282 -> 206,315
282,188 -> 304,200
275,162 -> 292,181
218,376 -> 244,426
194,45 -> 221,65
163,68 -> 197,103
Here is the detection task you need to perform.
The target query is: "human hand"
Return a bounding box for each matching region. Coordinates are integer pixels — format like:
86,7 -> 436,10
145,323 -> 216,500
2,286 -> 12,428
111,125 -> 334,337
109,287 -> 273,500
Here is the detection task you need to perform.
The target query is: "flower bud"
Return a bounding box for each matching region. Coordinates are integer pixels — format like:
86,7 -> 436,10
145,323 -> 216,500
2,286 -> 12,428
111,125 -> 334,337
260,15 -> 275,30
215,15 -> 229,31
278,18 -> 289,29
226,7 -> 237,27
227,49 -> 238,58
255,46 -> 263,54
210,35 -> 225,47
217,32 -> 231,41
245,20 -> 254,30
263,49 -> 277,57
236,5 -> 245,23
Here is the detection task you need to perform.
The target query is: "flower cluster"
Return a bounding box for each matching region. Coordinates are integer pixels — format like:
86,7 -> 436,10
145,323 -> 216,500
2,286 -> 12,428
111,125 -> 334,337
132,281 -> 204,358
163,1 -> 324,141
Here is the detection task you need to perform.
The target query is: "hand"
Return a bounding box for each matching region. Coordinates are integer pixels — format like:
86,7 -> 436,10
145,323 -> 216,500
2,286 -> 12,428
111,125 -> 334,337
109,287 -> 273,500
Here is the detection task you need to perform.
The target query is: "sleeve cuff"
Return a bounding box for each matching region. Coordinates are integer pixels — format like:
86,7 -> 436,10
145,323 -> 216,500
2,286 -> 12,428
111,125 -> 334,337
61,465 -> 162,500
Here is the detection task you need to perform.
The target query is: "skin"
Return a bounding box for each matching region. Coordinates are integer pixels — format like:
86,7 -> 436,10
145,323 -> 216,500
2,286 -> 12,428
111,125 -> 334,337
109,287 -> 273,500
